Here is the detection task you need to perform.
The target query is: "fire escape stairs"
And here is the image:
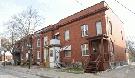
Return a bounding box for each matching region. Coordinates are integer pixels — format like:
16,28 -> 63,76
84,54 -> 101,73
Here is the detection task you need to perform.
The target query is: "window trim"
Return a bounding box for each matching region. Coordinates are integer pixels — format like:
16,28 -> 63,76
108,21 -> 112,35
121,30 -> 123,40
37,51 -> 40,59
81,24 -> 88,37
64,30 -> 70,41
81,43 -> 89,56
44,36 -> 48,46
37,38 -> 40,47
96,21 -> 102,35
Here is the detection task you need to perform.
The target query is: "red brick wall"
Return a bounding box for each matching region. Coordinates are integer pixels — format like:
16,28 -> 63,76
31,1 -> 126,66
105,9 -> 126,62
58,11 -> 106,63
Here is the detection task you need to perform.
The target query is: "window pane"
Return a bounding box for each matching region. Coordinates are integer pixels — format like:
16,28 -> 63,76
37,51 -> 40,59
96,21 -> 102,35
81,25 -> 88,37
65,50 -> 71,57
37,39 -> 40,47
65,30 -> 70,40
108,21 -> 112,35
81,44 -> 89,56
44,36 -> 48,46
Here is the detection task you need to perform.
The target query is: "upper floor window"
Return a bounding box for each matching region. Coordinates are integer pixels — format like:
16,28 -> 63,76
37,39 -> 40,47
81,24 -> 88,37
81,43 -> 89,56
64,30 -> 70,40
121,30 -> 123,40
108,21 -> 112,35
44,36 -> 48,46
96,21 -> 102,35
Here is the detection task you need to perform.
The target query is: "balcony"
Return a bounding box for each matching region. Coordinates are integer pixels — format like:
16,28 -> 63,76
50,39 -> 60,47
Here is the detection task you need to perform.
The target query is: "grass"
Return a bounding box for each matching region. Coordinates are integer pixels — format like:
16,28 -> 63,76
62,67 -> 84,74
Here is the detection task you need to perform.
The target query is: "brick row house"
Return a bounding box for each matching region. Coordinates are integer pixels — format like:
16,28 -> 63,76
13,1 -> 127,72
12,35 -> 33,65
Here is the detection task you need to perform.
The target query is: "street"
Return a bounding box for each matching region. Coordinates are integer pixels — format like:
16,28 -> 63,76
0,69 -> 18,78
98,64 -> 135,78
0,64 -> 135,78
0,66 -> 43,78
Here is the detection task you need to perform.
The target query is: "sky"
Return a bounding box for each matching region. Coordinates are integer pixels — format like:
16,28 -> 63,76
0,0 -> 135,41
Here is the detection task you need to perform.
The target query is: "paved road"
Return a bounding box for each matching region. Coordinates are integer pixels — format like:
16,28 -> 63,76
99,65 -> 135,78
0,69 -> 18,78
0,66 -> 42,78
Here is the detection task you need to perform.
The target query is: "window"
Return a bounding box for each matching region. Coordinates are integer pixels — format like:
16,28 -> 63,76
81,25 -> 88,37
44,36 -> 48,46
121,30 -> 123,40
108,21 -> 112,35
37,51 -> 40,59
81,44 -> 89,56
96,21 -> 102,35
26,53 -> 28,59
65,50 -> 71,57
64,30 -> 70,40
37,39 -> 40,47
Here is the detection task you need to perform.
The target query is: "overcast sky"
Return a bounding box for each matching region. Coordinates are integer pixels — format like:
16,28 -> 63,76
0,0 -> 135,40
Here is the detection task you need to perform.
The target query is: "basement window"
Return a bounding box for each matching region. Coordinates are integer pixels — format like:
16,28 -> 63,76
65,50 -> 71,57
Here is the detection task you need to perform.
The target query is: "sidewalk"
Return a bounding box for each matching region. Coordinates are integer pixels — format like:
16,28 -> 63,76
0,65 -> 101,78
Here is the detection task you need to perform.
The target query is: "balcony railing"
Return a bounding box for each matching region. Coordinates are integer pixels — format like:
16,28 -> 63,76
50,39 -> 60,47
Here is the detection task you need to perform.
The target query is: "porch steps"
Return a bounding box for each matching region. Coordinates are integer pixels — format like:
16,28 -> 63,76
84,54 -> 101,73
84,61 -> 98,73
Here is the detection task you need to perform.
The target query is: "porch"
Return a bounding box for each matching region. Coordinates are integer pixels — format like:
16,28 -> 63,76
85,34 -> 113,73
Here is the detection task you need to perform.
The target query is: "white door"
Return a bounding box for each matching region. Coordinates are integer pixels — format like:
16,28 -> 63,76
49,47 -> 60,68
49,48 -> 54,68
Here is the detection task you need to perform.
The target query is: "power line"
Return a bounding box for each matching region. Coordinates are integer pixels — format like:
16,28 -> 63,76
74,0 -> 83,6
114,0 -> 135,15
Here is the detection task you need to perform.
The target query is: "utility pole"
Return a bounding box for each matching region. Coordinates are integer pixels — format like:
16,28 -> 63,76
27,35 -> 32,69
4,51 -> 5,66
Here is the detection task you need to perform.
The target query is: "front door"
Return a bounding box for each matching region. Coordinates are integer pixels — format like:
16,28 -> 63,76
44,48 -> 49,67
91,40 -> 101,61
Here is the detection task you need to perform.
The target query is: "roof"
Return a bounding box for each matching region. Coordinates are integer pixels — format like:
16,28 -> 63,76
36,1 -> 109,34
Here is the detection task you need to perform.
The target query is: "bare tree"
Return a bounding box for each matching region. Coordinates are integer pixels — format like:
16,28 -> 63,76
1,38 -> 12,51
6,7 -> 44,45
126,40 -> 135,61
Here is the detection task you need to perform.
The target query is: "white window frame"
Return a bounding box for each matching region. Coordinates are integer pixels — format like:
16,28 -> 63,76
37,39 -> 40,47
26,53 -> 28,59
81,25 -> 88,37
96,21 -> 102,35
108,21 -> 112,35
37,51 -> 40,59
64,30 -> 70,40
81,44 -> 89,56
44,36 -> 48,46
